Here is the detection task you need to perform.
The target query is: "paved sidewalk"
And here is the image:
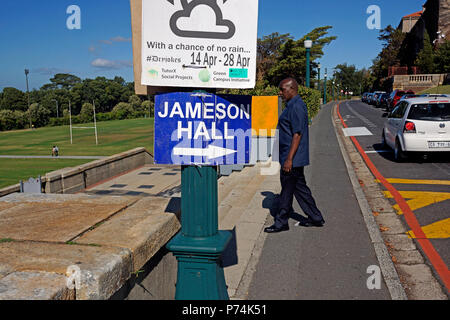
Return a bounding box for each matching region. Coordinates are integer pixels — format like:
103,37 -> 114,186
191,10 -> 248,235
245,102 -> 401,300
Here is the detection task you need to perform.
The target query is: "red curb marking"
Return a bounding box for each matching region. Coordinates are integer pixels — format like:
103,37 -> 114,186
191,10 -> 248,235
336,102 -> 450,293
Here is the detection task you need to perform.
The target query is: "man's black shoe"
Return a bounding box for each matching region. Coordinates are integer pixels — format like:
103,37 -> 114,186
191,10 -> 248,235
297,219 -> 325,227
264,224 -> 289,233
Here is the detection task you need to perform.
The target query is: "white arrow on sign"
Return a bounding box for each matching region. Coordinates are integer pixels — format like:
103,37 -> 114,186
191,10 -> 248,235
173,145 -> 237,159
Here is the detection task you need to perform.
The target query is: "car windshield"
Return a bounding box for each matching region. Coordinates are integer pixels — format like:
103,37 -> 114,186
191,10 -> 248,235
407,103 -> 450,121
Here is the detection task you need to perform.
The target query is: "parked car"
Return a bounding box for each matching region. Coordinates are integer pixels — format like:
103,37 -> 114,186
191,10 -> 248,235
374,93 -> 383,107
398,94 -> 419,102
397,93 -> 424,103
387,90 -> 415,112
381,97 -> 450,162
377,93 -> 390,109
362,93 -> 369,103
365,93 -> 373,104
420,94 -> 450,98
371,91 -> 386,106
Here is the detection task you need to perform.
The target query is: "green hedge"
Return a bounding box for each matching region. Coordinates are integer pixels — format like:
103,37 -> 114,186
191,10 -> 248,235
219,84 -> 321,120
298,86 -> 321,120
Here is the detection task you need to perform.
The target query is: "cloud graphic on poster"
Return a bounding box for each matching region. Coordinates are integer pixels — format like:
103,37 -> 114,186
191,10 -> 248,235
168,0 -> 235,39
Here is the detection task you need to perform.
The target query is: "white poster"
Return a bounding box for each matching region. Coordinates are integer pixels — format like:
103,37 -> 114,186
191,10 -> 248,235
141,0 -> 259,89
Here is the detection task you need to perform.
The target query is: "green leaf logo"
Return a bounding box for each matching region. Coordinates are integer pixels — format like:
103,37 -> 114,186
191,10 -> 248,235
199,69 -> 211,82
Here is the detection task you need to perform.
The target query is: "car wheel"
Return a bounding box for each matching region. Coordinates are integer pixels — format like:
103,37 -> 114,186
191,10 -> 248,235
394,139 -> 406,162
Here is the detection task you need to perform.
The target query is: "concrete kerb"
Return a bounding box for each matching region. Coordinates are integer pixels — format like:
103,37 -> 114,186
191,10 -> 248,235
330,102 -> 408,300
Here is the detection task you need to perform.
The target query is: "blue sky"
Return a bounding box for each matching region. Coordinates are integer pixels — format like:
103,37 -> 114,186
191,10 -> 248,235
0,0 -> 426,91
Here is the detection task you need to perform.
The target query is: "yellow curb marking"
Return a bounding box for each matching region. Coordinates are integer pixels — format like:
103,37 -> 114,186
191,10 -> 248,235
382,190 -> 450,239
407,218 -> 450,239
377,178 -> 450,186
382,190 -> 450,215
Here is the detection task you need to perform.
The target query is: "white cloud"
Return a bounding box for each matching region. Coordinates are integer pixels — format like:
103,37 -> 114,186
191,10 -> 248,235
89,36 -> 132,54
91,59 -> 132,70
32,67 -> 72,75
110,36 -> 131,42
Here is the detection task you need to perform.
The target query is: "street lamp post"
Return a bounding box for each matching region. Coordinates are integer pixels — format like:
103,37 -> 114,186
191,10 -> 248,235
304,37 -> 313,88
52,99 -> 59,118
25,69 -> 32,129
332,80 -> 334,101
324,68 -> 328,104
318,63 -> 321,94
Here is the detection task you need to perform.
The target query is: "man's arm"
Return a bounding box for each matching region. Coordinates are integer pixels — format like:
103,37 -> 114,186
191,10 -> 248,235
283,133 -> 301,173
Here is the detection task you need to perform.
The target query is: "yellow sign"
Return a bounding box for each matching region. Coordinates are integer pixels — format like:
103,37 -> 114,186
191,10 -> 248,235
251,96 -> 279,137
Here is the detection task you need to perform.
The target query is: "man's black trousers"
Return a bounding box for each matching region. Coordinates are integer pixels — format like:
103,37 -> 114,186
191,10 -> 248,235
276,167 -> 324,228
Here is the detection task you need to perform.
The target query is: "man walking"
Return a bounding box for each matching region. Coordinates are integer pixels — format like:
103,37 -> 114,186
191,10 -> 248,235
264,78 -> 325,233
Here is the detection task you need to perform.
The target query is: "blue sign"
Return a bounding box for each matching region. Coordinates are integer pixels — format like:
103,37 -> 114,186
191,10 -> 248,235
154,92 -> 252,165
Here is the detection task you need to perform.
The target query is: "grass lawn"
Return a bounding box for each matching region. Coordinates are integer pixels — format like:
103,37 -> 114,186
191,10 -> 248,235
0,158 -> 92,189
418,85 -> 450,95
0,117 -> 155,189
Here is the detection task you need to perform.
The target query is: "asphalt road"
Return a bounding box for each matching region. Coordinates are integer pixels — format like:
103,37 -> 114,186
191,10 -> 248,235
337,100 -> 450,292
247,102 -> 391,300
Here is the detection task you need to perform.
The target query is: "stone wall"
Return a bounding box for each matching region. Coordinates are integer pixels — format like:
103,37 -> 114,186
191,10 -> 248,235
392,73 -> 447,92
44,148 -> 153,194
0,148 -> 154,198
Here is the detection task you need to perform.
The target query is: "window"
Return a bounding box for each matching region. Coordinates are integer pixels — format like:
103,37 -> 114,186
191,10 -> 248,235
407,103 -> 450,121
390,102 -> 408,119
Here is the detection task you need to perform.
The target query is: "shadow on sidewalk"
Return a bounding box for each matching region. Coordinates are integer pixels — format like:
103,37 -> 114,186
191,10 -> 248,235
221,227 -> 237,268
261,191 -> 311,225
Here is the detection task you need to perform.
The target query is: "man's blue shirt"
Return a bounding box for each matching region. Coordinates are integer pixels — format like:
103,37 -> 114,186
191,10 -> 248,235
277,94 -> 310,167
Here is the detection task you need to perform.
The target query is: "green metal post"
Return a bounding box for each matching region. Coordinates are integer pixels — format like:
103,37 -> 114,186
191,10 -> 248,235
306,48 -> 311,88
318,66 -> 321,94
167,165 -> 232,300
332,81 -> 335,101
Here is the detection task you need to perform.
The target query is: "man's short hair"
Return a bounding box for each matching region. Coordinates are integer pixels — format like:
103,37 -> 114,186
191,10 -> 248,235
280,78 -> 299,91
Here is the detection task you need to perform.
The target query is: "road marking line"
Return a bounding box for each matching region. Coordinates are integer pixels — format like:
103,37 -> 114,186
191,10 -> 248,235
337,102 -> 450,293
380,178 -> 450,186
343,127 -> 373,137
407,218 -> 450,239
382,190 -> 450,215
365,150 -> 391,154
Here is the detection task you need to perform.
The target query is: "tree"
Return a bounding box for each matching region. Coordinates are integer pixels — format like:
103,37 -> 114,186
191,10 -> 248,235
0,110 -> 17,131
142,100 -> 154,117
415,31 -> 436,74
257,32 -> 292,82
128,95 -> 142,111
371,25 -> 406,79
333,63 -> 366,96
435,40 -> 450,73
265,26 -> 337,86
49,73 -> 81,90
27,103 -> 51,127
80,102 -> 94,122
0,87 -> 27,111
112,102 -> 133,119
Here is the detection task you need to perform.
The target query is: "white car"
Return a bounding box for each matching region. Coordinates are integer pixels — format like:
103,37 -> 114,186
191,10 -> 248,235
382,97 -> 450,161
